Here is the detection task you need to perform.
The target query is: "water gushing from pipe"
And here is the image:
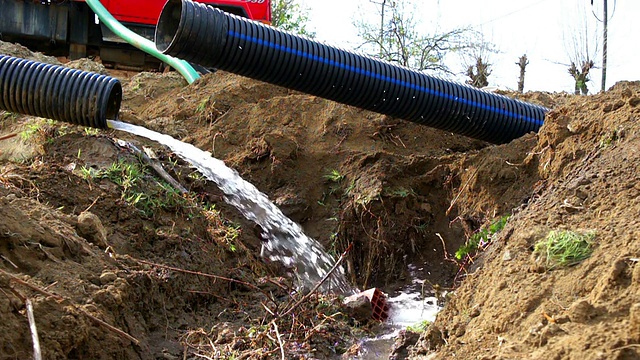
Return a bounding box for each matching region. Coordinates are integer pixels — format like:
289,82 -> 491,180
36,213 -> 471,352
107,120 -> 353,294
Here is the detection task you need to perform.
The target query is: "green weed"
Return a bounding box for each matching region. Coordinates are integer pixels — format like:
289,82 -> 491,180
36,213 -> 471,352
84,127 -> 100,136
82,159 -> 192,217
388,187 -> 414,197
0,111 -> 19,122
79,166 -> 97,180
599,129 -> 620,149
19,119 -> 58,141
455,215 -> 510,260
196,97 -> 209,113
414,223 -> 429,234
534,230 -> 594,269
324,169 -> 344,183
407,320 -> 431,333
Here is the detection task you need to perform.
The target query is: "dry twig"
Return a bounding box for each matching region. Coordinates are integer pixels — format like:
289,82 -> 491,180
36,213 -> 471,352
0,268 -> 63,301
133,258 -> 261,292
446,167 -> 479,216
26,299 -> 42,360
117,140 -> 188,194
280,243 -> 352,318
78,308 -> 139,345
271,321 -> 285,360
0,133 -> 18,141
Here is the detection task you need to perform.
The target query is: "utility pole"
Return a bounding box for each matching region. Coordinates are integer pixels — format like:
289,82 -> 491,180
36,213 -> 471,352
591,0 -> 610,92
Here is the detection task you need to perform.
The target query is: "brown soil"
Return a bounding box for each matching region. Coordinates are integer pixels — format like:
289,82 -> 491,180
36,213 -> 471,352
2,40 -> 640,359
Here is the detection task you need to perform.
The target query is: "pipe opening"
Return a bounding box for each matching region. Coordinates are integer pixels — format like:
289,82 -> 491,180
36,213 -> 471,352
155,0 -> 183,54
105,81 -> 123,121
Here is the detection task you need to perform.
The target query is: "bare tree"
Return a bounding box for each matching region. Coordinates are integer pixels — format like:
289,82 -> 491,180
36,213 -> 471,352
354,0 -> 471,74
466,57 -> 491,88
568,60 -> 595,95
516,54 -> 529,93
461,34 -> 496,88
562,1 -> 600,95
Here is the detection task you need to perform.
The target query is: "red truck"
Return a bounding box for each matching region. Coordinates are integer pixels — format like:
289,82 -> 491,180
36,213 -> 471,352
0,0 -> 271,69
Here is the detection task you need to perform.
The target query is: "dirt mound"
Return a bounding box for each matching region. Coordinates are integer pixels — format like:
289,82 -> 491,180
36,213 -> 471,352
0,40 -> 61,64
2,44 -> 640,359
410,81 -> 640,359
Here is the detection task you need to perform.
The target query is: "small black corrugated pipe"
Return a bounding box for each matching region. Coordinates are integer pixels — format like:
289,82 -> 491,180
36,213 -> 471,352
156,0 -> 548,144
0,55 -> 121,129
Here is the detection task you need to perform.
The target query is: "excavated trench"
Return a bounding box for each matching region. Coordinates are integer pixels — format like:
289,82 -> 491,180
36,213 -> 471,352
0,40 -> 551,359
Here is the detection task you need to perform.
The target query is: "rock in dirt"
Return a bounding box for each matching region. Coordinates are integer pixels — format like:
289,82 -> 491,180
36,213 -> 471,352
99,271 -> 118,285
76,211 -> 108,248
415,324 -> 445,353
567,299 -> 597,323
390,329 -> 421,360
343,292 -> 374,324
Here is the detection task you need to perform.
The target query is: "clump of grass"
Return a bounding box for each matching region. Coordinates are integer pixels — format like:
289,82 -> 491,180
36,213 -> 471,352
81,158 -> 190,217
534,230 -> 595,269
455,215 -> 510,260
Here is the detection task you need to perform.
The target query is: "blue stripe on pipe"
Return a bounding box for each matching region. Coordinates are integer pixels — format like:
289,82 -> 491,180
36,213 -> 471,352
228,30 -> 544,127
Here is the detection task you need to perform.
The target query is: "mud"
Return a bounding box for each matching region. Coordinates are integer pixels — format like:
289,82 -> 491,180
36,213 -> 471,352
1,40 -> 640,359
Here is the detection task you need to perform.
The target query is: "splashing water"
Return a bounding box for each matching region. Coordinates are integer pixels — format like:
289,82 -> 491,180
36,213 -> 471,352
108,120 -> 352,294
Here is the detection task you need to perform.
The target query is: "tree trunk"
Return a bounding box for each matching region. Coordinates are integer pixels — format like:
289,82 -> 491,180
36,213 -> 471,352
516,54 -> 528,93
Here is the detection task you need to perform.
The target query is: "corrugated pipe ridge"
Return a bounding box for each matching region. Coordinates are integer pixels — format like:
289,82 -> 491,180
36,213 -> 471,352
156,0 -> 548,144
0,55 -> 121,129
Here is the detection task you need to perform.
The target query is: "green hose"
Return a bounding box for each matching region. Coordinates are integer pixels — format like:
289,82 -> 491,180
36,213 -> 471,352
85,0 -> 200,84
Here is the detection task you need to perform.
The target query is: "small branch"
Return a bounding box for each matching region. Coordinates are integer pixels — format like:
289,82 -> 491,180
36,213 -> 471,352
131,257 -> 278,309
0,133 -> 18,141
0,268 -> 63,301
83,196 -> 101,213
118,140 -> 188,194
26,299 -> 42,360
1,255 -> 18,269
611,344 -> 640,352
435,232 -> 460,267
280,243 -> 352,318
77,307 -> 139,345
271,321 -> 285,360
446,167 -> 479,216
133,258 -> 261,292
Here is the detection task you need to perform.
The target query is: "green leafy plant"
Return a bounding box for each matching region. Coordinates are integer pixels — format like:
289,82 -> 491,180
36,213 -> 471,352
84,127 -> 100,136
196,97 -> 209,113
599,129 -> 619,149
203,207 -> 242,252
1,111 -> 19,122
19,122 -> 43,141
388,187 -> 414,198
533,230 -> 594,269
324,169 -> 344,183
82,159 -> 192,217
19,119 -> 61,142
407,320 -> 431,333
455,215 -> 510,260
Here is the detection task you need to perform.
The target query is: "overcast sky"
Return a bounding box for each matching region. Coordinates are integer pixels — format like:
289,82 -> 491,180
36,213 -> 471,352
299,0 -> 639,93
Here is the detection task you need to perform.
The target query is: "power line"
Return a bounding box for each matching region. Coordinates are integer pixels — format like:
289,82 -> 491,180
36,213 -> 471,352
470,0 -> 553,28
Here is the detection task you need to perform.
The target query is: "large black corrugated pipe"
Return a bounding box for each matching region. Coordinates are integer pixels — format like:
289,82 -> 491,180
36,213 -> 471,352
0,55 -> 122,129
155,0 -> 548,144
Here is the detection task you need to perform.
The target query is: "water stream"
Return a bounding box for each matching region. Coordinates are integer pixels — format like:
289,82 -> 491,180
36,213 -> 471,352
107,120 -> 352,294
356,262 -> 441,359
107,120 -> 442,357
